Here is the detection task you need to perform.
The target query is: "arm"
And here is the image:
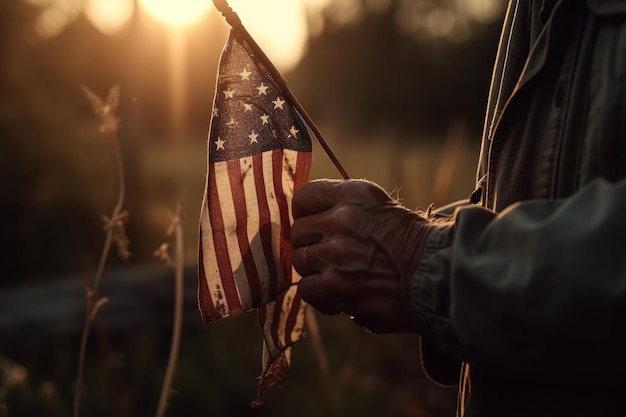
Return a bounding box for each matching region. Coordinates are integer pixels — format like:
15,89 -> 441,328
412,177 -> 626,382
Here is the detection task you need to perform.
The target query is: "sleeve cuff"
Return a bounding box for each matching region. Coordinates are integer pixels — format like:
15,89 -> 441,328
410,225 -> 463,386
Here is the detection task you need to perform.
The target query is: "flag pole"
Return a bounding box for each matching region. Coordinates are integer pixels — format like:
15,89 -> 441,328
212,0 -> 350,180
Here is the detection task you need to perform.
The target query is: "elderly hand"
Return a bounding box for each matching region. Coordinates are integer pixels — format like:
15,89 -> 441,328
291,179 -> 436,333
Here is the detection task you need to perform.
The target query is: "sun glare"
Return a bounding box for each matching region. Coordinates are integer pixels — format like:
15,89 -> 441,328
84,0 -> 134,35
75,0 -> 331,70
139,0 -> 212,27
225,0 -> 312,71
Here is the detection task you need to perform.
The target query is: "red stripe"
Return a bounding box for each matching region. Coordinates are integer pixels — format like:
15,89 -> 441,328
284,290 -> 302,345
208,164 -> 242,315
294,151 -> 312,190
252,152 -> 278,302
272,149 -> 292,289
227,158 -> 262,307
197,228 -> 220,322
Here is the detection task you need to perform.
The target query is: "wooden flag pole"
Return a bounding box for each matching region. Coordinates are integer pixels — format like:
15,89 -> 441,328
212,0 -> 350,180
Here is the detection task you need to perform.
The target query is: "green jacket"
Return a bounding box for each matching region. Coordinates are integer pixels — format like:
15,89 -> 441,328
410,0 -> 626,415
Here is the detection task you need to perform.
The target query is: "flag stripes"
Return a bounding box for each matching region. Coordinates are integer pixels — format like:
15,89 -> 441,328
253,151 -> 278,301
260,150 -> 284,298
207,161 -> 243,318
239,156 -> 269,306
258,284 -> 305,367
199,148 -> 308,322
272,148 -> 293,293
226,157 -> 262,307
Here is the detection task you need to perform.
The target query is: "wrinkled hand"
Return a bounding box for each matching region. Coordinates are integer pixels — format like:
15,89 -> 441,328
291,179 -> 435,333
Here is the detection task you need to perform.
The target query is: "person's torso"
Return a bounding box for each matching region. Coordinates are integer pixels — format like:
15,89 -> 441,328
464,0 -> 626,415
477,0 -> 626,212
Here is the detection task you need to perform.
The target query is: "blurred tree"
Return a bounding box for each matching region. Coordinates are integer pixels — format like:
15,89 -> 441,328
0,1 -> 222,285
0,3 -> 105,284
291,0 -> 503,141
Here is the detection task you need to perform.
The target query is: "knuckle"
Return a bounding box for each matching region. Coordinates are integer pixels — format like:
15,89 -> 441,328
341,179 -> 390,203
331,205 -> 358,228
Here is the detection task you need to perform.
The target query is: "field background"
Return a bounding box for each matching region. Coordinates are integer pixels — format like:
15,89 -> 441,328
0,1 -> 503,416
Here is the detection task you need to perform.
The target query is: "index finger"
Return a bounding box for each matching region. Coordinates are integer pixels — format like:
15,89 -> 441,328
293,179 -> 393,219
292,179 -> 344,219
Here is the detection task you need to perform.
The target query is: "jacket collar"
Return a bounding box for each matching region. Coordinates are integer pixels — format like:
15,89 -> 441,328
487,0 -> 566,141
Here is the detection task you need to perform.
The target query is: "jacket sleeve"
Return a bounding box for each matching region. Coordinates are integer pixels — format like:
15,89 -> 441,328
409,177 -> 626,382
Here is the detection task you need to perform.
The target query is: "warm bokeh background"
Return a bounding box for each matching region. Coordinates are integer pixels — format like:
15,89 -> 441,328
0,0 -> 504,416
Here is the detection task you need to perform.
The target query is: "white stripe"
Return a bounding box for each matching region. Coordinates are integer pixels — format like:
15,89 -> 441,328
213,161 -> 253,310
262,150 -> 284,295
281,287 -> 305,348
261,304 -> 279,358
240,156 -> 271,303
290,300 -> 307,346
282,149 -> 298,224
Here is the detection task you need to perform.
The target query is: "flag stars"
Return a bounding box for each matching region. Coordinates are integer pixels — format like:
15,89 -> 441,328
239,68 -> 251,80
289,125 -> 300,138
248,130 -> 259,144
223,89 -> 235,99
214,137 -> 225,150
226,118 -> 236,127
272,97 -> 285,110
243,103 -> 253,112
260,114 -> 269,125
211,107 -> 219,118
256,83 -> 268,95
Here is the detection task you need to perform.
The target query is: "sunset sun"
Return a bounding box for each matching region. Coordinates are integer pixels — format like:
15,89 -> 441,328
138,0 -> 212,27
225,0 -> 314,70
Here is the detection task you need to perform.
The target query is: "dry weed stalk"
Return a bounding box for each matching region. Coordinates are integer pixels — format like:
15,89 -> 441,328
73,84 -> 129,417
154,203 -> 184,417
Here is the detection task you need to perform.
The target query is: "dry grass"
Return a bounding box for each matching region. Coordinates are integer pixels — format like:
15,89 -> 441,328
74,85 -> 187,417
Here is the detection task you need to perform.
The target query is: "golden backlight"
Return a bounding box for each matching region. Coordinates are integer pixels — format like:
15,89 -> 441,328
138,0 -> 212,27
227,0 -> 309,70
134,0 -> 330,70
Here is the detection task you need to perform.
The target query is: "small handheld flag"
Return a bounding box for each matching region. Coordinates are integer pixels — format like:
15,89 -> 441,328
198,28 -> 312,323
199,0 -> 348,406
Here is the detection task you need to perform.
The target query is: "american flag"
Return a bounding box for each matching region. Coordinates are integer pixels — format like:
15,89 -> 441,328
198,27 -> 310,403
